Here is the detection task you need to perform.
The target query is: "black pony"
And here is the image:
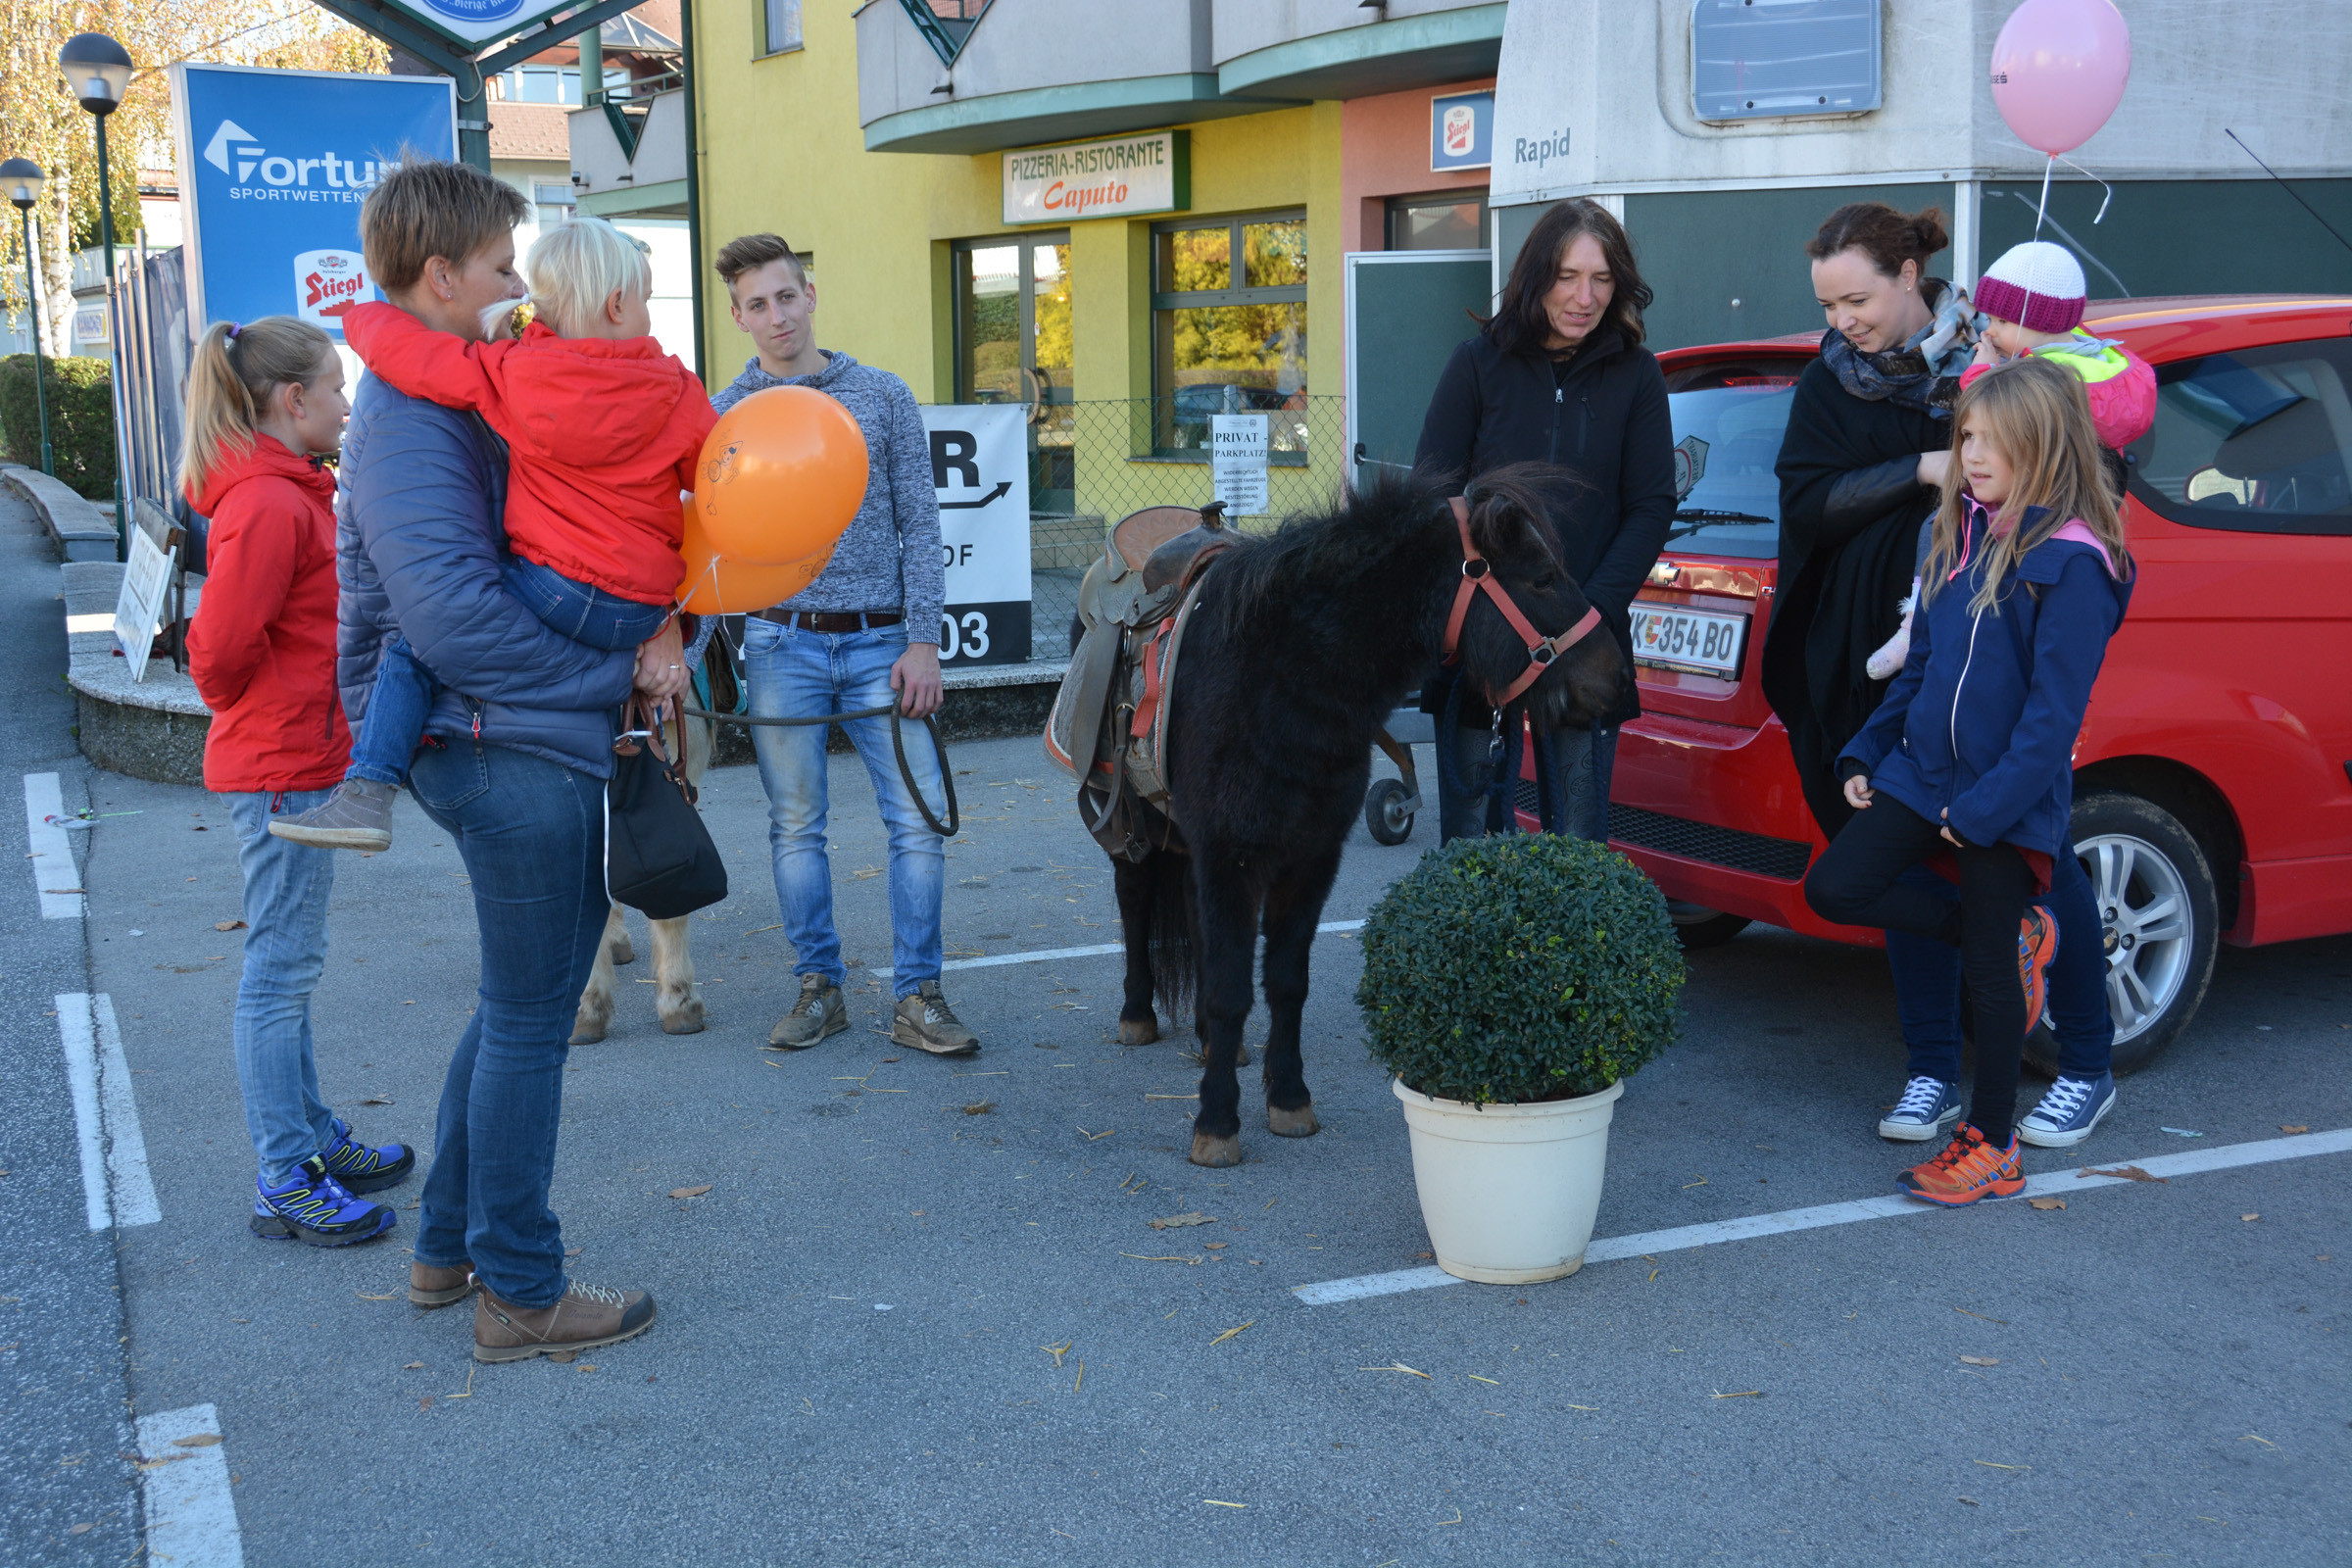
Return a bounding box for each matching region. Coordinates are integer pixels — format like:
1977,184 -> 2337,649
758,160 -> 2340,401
1089,465 -> 1632,1167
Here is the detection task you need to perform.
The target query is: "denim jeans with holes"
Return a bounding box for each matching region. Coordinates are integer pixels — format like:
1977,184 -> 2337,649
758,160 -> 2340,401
740,617 -> 946,1000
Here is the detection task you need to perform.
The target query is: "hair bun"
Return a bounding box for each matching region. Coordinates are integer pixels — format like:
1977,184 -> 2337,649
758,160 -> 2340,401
1907,207 -> 1950,258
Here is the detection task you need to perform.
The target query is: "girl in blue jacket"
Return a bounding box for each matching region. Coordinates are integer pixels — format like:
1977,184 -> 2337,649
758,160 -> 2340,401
1804,356 -> 2133,1205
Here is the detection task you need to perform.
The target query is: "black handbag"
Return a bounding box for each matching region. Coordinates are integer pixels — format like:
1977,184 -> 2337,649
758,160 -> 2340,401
605,699 -> 727,919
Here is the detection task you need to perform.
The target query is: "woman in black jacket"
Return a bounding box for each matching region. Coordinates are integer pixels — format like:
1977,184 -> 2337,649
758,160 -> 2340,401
1414,198 -> 1675,842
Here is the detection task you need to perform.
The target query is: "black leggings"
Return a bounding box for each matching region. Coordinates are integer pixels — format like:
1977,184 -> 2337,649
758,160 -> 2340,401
1804,794 -> 2037,1149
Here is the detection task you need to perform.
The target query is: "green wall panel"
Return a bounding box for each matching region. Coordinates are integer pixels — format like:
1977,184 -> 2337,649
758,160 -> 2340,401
1979,177 -> 2352,302
1349,256 -> 1494,469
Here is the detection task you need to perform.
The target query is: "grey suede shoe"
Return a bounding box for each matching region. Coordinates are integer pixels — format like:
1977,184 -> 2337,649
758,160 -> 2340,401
893,980 -> 978,1056
767,973 -> 847,1050
268,778 -> 396,851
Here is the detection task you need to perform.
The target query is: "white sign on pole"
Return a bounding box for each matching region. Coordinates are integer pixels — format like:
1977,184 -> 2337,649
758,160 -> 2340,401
1003,131 -> 1189,226
114,528 -> 175,684
1210,414 -> 1270,517
920,404 -> 1033,666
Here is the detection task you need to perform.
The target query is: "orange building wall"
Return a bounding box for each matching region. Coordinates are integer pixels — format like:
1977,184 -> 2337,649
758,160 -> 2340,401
1339,77 -> 1496,253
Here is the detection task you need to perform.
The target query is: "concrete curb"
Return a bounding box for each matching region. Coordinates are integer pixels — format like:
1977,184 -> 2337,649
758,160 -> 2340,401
3,464 -> 121,562
60,561 -> 211,787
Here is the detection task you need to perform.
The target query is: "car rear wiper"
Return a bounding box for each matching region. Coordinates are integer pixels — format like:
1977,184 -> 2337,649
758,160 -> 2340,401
1666,508 -> 1775,541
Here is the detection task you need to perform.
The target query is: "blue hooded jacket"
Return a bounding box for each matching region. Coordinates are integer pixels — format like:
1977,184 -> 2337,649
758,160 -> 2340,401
1838,498 -> 2132,858
336,372 -> 635,779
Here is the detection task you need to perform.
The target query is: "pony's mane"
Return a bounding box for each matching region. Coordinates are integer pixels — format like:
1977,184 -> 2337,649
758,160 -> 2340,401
1212,469 -> 1445,614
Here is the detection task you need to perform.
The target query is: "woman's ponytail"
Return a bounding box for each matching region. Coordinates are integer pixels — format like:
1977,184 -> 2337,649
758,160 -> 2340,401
179,316 -> 336,499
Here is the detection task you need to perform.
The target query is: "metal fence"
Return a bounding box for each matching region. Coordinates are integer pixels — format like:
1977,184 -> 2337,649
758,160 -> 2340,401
1015,393 -> 1348,643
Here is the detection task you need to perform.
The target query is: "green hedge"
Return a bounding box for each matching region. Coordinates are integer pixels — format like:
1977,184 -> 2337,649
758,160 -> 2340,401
0,354 -> 115,503
1356,834 -> 1685,1105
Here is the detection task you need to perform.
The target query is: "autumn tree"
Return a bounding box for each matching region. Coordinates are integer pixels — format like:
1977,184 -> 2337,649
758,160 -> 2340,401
1,1 -> 387,356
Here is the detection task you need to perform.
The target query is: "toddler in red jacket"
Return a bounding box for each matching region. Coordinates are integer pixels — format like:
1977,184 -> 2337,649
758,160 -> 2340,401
274,217 -> 715,852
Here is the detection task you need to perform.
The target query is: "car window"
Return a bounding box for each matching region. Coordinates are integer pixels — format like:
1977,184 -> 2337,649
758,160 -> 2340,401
1661,361 -> 1800,560
2131,338 -> 2352,535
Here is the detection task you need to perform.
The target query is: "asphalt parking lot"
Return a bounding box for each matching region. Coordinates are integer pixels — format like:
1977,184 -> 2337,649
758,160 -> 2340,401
6,676 -> 2344,1567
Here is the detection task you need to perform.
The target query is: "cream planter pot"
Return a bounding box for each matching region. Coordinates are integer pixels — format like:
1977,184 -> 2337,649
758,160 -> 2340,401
1392,1076 -> 1625,1285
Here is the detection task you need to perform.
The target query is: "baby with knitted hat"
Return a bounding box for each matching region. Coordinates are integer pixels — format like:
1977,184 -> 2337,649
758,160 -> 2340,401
1864,239 -> 2155,680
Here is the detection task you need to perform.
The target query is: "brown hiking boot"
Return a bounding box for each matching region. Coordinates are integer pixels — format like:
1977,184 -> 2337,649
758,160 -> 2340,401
767,973 -> 847,1050
473,1278 -> 656,1364
410,1258 -> 476,1308
892,979 -> 979,1055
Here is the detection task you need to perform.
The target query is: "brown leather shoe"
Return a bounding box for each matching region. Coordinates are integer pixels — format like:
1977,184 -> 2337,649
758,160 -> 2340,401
473,1279 -> 656,1364
410,1258 -> 476,1308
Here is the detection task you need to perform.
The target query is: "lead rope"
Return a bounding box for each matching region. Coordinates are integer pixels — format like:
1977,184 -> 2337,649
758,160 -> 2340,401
676,702 -> 960,839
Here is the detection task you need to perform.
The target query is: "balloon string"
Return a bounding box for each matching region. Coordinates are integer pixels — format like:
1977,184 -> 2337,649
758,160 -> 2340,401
2034,154 -> 2053,238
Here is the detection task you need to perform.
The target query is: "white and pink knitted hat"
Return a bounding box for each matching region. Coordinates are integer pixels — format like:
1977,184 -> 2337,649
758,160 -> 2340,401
1975,240 -> 2086,333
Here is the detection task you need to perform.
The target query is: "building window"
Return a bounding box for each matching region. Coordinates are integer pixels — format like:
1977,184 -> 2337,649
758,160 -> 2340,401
954,234 -> 1073,511
497,65 -> 627,105
533,181 -> 577,219
1387,191 -> 1489,252
1151,211 -> 1307,457
762,0 -> 803,54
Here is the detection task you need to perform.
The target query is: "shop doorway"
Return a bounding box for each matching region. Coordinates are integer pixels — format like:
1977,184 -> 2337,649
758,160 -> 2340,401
1344,249 -> 1493,477
955,234 -> 1073,514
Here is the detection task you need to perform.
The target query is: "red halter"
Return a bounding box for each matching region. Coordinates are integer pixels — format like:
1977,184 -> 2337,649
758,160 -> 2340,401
1441,496 -> 1604,708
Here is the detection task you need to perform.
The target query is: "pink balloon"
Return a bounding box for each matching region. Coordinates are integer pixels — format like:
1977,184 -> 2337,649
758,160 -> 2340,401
1989,0 -> 2132,157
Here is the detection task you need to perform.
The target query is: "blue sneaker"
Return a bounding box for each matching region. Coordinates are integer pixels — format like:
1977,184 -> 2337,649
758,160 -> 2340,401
251,1156 -> 396,1247
2018,1072 -> 2117,1149
1879,1076 -> 1964,1143
320,1117 -> 415,1193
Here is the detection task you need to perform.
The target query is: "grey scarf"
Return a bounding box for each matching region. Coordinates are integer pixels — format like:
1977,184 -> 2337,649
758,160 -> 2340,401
1820,279 -> 1981,417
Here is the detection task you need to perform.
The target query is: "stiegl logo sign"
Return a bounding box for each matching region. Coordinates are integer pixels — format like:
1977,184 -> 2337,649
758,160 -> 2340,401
203,118 -> 396,203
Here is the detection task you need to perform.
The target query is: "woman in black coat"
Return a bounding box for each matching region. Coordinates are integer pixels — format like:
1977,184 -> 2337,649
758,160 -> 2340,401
1414,198 -> 1675,843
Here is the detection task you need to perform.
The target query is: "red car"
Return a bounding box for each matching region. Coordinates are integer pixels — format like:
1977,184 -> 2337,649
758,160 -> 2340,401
1526,295 -> 2352,1072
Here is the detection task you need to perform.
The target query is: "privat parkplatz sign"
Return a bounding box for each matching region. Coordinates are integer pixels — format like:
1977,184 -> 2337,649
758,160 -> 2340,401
350,0 -> 589,47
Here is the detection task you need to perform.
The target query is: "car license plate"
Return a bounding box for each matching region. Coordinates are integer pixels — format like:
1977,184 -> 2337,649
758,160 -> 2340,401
1630,603 -> 1746,676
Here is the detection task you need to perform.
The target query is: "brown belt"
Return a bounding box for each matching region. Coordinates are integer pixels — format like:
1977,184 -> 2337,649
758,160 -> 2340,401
753,609 -> 903,633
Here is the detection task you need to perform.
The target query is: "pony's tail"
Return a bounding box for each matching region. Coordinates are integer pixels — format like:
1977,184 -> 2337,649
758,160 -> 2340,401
1145,849 -> 1197,1022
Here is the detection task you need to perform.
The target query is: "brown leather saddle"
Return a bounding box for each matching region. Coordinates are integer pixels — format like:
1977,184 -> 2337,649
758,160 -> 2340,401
1045,502 -> 1237,860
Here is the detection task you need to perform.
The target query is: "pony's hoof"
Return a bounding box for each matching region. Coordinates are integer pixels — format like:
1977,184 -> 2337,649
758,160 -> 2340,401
1267,1102 -> 1320,1138
608,933 -> 635,966
659,997 -> 706,1035
568,1016 -> 609,1047
1189,1132 -> 1244,1168
1118,1014 -> 1158,1046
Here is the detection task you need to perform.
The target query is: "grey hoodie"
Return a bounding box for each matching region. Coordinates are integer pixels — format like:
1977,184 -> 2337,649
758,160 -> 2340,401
711,351 -> 944,635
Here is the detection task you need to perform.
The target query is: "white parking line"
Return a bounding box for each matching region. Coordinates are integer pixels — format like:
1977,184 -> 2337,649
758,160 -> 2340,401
1290,1126 -> 2352,1306
880,919 -> 1366,981
24,771 -> 84,918
57,993 -> 161,1230
136,1404 -> 245,1568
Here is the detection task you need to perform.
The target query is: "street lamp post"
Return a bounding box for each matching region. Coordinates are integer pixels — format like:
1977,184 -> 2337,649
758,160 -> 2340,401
0,159 -> 54,476
59,32 -> 133,560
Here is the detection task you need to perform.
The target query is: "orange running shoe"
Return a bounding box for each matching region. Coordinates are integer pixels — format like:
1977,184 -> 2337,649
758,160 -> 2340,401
1897,1122 -> 2025,1205
2018,905 -> 2059,1035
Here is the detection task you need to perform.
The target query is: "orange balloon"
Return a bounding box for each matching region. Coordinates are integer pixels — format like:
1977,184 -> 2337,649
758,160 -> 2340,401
694,385 -> 869,566
673,503 -> 836,614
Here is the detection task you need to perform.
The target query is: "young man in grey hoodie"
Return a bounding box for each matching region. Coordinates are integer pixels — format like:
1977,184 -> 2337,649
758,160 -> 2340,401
711,232 -> 976,1057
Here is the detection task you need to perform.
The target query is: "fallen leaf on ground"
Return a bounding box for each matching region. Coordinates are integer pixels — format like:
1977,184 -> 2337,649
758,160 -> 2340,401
1149,1212 -> 1214,1230
1974,1460 -> 2028,1470
215,920 -> 247,931
1202,1242 -> 1228,1250
1358,1363 -> 1432,1379
1120,1252 -> 1201,1265
1203,1499 -> 1246,1509
69,1524 -> 91,1535
1042,1341 -> 1072,1367
356,1291 -> 399,1300
2082,1164 -> 2167,1184
1957,1496 -> 1979,1507
2241,1213 -> 2261,1222
961,1102 -> 995,1115
2280,1124 -> 2308,1134
2028,1197 -> 2066,1210
403,1361 -> 425,1369
1206,1321 -> 1253,1348
566,1247 -> 583,1256
669,1184 -> 712,1199
418,1396 -> 432,1411
1711,1390 -> 1763,1398
1079,1127 -> 1115,1141
172,1434 -> 222,1448
2159,1126 -> 2205,1138
1952,1307 -> 2008,1324
1960,1355 -> 1999,1366
357,1095 -> 394,1106
2240,1434 -> 2277,1447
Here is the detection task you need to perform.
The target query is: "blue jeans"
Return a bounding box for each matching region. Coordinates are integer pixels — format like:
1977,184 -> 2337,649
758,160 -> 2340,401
1436,721 -> 1619,845
224,789 -> 338,1185
349,560 -> 667,786
407,741 -> 611,1309
741,617 -> 945,999
1894,837 -> 2114,1082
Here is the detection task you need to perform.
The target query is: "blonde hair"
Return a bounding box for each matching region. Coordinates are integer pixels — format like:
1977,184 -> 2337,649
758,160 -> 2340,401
178,317 -> 336,498
524,217 -> 651,337
360,156 -> 528,293
1924,355 -> 2132,615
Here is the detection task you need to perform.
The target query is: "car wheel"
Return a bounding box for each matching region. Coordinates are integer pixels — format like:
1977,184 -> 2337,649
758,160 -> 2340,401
1363,778 -> 1415,846
1668,903 -> 1750,951
2025,791 -> 2218,1078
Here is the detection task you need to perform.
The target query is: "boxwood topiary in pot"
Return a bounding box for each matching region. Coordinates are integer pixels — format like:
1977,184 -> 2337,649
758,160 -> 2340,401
1356,833 -> 1687,1283
1357,833 -> 1685,1103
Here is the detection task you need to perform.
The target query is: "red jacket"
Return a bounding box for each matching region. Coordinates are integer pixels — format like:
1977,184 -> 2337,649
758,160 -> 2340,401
344,302 -> 712,605
185,436 -> 351,794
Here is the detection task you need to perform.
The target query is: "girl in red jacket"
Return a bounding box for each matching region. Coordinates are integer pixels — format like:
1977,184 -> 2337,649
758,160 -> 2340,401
183,317 -> 412,1246
272,216 -> 712,853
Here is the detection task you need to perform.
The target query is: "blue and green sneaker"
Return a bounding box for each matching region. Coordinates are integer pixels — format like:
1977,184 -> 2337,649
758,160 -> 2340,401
320,1117 -> 415,1193
251,1156 -> 396,1247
